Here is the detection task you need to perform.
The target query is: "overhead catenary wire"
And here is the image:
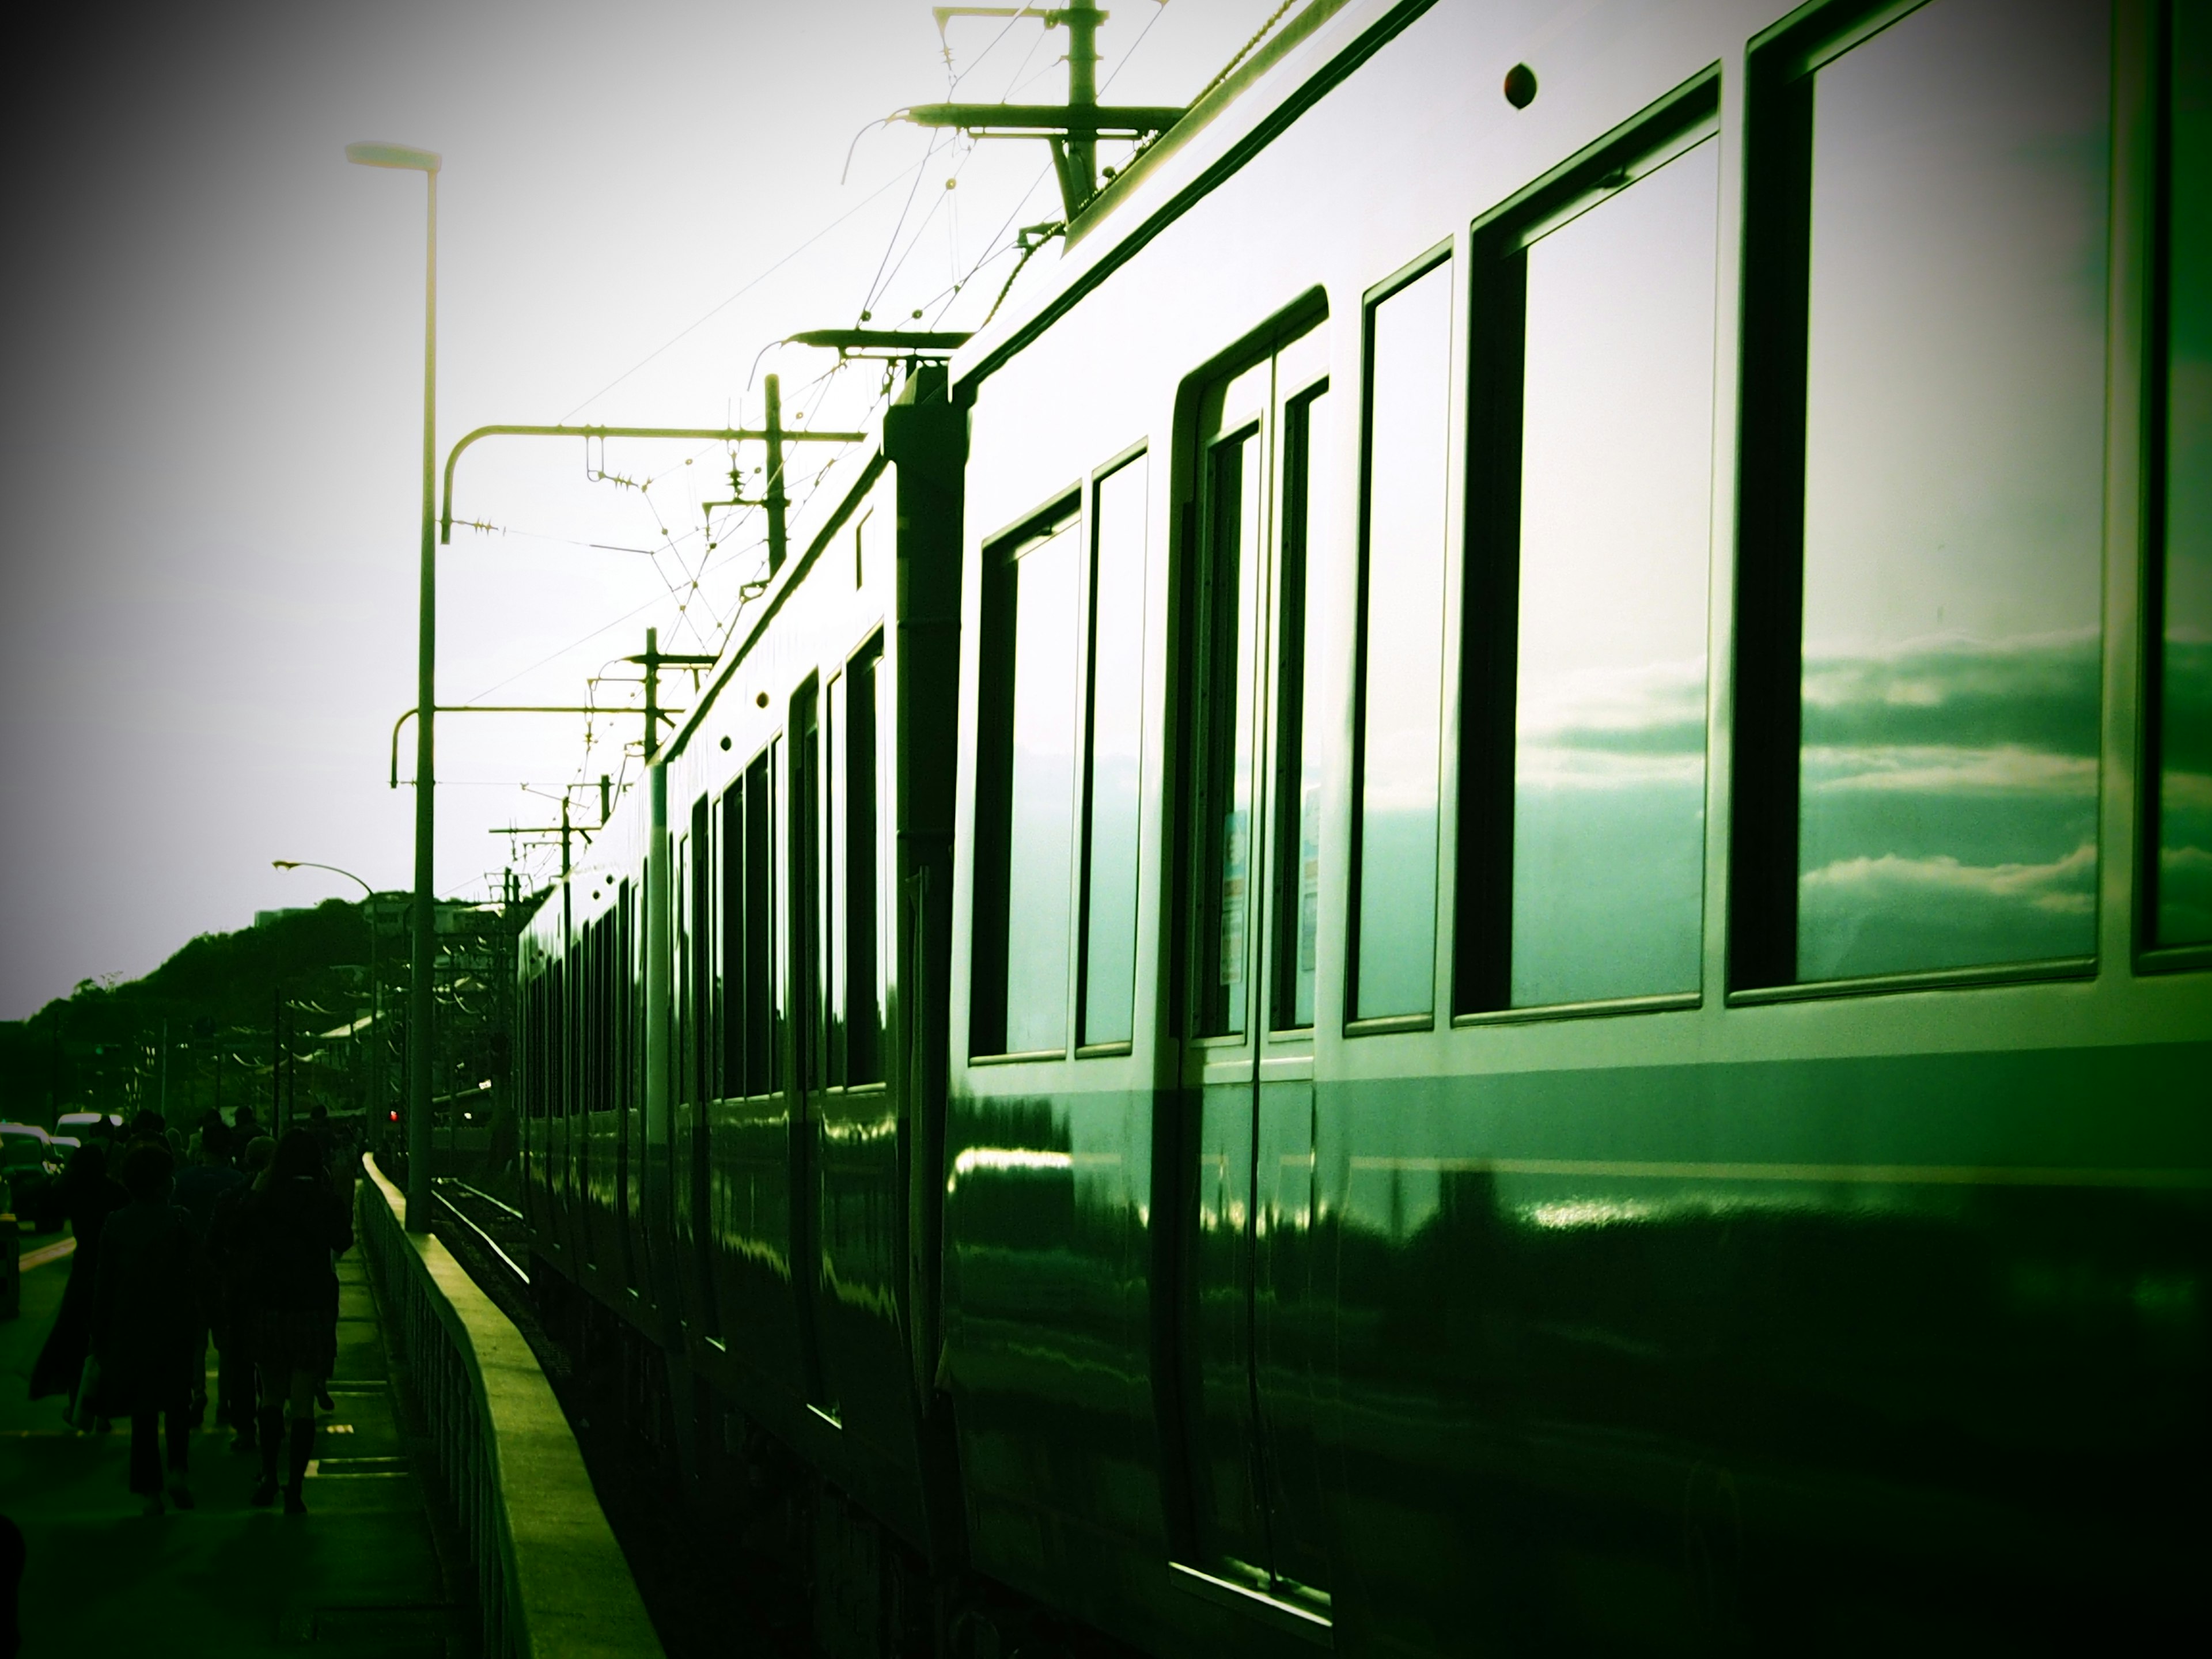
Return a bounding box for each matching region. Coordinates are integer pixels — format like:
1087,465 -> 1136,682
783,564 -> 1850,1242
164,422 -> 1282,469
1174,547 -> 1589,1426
558,155 -> 929,424
499,2 -> 1199,903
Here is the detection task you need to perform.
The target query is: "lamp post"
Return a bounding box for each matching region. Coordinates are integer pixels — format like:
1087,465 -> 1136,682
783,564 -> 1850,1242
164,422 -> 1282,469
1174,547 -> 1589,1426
272,859 -> 384,1135
347,138 -> 441,1232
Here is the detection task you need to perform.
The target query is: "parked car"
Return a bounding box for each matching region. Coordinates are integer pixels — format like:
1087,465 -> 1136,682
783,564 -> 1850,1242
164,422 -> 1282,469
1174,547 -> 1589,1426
0,1122 -> 66,1232
52,1111 -> 122,1143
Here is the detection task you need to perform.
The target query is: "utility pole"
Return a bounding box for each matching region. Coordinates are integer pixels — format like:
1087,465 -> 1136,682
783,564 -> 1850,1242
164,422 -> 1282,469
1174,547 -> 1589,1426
897,3 -> 1181,220
630,627 -> 717,759
763,374 -> 789,574
1065,0 -> 1100,205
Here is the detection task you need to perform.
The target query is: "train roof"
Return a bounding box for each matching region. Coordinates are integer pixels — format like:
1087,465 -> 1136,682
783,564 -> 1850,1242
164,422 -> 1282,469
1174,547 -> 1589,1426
948,0 -> 1408,400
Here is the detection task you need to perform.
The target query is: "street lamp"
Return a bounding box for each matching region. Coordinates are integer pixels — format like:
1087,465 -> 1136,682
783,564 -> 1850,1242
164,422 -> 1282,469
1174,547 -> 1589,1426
272,860 -> 384,1137
346,137 -> 440,1233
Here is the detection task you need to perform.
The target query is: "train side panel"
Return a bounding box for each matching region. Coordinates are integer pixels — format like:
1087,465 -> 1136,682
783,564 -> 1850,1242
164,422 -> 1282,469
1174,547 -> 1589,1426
946,0 -> 2211,1653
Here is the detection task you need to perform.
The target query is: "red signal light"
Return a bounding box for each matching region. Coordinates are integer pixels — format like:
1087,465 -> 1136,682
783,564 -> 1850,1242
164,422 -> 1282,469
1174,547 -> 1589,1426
388,1111 -> 400,1121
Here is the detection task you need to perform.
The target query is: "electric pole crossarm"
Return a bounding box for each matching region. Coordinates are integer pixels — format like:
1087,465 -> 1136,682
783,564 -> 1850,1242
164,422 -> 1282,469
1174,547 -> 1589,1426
389,705 -> 608,789
786,328 -> 972,357
440,423 -> 866,545
895,103 -> 1183,135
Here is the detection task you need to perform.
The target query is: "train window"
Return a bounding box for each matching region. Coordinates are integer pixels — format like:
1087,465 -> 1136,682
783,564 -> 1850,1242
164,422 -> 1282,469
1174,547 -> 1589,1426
1457,107 -> 1717,1013
588,925 -> 606,1119
826,672 -> 847,1085
550,965 -> 564,1123
598,915 -> 615,1111
792,683 -> 823,1088
1736,0 -> 2109,986
2156,3 -> 2212,950
691,795 -> 713,1103
526,978 -> 548,1118
674,836 -> 691,1106
1192,427 -> 1263,1038
1271,391 -> 1328,1030
840,639 -> 885,1084
744,743 -> 781,1096
1351,256 -> 1452,1023
720,782 -> 743,1091
1080,455 -> 1147,1047
973,505 -> 1083,1056
620,879 -> 634,1119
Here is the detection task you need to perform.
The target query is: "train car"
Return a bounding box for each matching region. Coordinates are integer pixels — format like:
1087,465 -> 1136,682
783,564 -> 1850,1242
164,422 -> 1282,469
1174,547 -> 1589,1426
519,1 -> 2210,1653
518,363 -> 969,1641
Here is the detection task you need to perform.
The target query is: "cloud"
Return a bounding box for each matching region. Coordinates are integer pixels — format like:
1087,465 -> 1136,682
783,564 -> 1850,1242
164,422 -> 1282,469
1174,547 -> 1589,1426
1801,629 -> 2100,755
1803,741 -> 2097,797
1800,840 -> 2096,916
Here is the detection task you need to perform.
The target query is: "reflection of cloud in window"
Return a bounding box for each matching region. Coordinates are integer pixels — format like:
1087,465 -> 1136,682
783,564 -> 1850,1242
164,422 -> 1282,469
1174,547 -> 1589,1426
1804,744 -> 2095,798
1801,630 -> 2100,749
1797,630 -> 2100,975
1517,656 -> 1706,740
1802,842 -> 2094,916
2164,772 -> 2212,813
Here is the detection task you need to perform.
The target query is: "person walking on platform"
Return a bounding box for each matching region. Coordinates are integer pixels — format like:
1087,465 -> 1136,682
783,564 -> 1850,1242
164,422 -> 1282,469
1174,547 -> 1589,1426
229,1105 -> 264,1163
205,1135 -> 274,1450
194,1107 -> 233,1169
173,1134 -> 244,1428
28,1144 -> 127,1429
239,1129 -> 352,1513
93,1142 -> 203,1514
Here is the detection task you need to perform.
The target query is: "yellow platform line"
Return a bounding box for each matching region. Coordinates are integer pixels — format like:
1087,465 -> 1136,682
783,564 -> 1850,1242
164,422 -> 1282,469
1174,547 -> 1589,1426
17,1236 -> 77,1271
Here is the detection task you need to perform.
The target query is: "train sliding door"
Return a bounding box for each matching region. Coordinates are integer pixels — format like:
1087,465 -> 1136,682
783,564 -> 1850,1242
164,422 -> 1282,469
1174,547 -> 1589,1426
788,679 -> 839,1421
1172,326 -> 1334,1622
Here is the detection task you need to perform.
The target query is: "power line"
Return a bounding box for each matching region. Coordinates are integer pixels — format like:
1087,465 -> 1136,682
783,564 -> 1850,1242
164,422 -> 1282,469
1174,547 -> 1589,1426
559,156 -> 928,423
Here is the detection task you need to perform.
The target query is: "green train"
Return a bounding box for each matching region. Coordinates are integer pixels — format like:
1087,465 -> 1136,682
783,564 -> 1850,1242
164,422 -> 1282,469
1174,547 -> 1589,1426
516,1 -> 2212,1651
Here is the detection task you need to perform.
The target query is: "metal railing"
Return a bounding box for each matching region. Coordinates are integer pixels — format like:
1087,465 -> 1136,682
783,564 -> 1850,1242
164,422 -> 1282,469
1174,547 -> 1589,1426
358,1156 -> 662,1659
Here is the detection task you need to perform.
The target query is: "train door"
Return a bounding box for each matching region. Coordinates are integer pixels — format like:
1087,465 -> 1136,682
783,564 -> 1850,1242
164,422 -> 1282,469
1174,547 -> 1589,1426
1173,325 -> 1334,1618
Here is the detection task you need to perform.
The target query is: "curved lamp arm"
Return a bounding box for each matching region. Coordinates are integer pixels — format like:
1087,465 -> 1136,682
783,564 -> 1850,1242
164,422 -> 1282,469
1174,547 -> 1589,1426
271,859 -> 374,898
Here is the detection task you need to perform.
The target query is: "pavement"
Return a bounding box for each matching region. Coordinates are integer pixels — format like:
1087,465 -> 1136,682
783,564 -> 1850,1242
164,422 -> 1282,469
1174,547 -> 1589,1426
1,1201 -> 472,1657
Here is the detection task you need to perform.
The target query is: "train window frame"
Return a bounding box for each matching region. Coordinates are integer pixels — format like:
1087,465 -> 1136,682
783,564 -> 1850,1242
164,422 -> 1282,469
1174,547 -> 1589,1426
790,678 -> 824,1091
1346,238 -> 1455,1037
2143,0 -> 2212,972
970,490 -> 1086,1063
1729,0 -> 2110,1001
839,631 -> 889,1089
1450,68 -> 1719,1027
690,791 -> 714,1107
719,778 -> 745,1097
1187,415 -> 1266,1044
826,667 -> 846,1087
743,738 -> 783,1098
1074,442 -> 1150,1058
1268,382 -> 1328,1036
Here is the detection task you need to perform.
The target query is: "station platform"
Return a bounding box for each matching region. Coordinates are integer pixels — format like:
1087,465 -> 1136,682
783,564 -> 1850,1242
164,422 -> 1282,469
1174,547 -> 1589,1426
1,1202 -> 473,1657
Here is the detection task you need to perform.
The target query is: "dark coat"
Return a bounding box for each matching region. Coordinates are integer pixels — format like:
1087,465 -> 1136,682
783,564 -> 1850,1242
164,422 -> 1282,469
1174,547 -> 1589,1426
172,1162 -> 243,1243
203,1177 -> 259,1337
27,1175 -> 127,1402
238,1176 -> 353,1315
92,1200 -> 202,1416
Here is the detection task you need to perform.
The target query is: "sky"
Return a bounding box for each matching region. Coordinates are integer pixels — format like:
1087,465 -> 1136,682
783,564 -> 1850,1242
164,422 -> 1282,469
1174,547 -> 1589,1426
0,0 -> 1285,1020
